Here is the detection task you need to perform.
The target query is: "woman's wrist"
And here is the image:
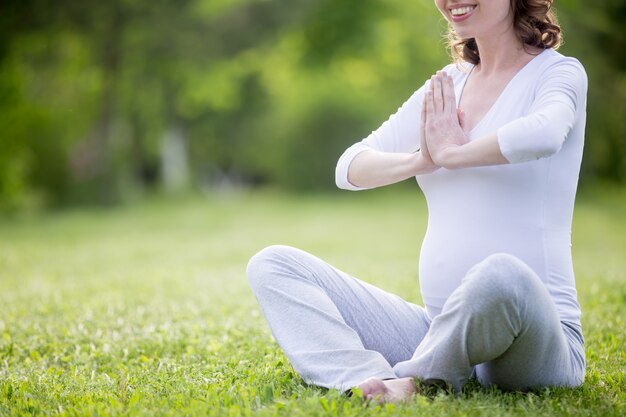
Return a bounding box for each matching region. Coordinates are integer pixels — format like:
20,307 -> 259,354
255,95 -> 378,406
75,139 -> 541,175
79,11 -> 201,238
412,149 -> 440,174
434,145 -> 462,169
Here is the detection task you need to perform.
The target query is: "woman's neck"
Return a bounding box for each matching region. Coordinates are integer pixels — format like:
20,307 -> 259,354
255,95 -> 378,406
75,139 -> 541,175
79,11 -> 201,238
473,27 -> 538,75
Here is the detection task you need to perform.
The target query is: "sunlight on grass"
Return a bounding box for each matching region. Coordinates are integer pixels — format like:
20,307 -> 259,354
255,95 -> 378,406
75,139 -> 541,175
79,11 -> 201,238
0,187 -> 624,416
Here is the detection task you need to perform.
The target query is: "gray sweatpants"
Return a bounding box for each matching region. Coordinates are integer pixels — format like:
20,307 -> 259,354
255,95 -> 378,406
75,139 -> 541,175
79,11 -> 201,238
247,245 -> 585,392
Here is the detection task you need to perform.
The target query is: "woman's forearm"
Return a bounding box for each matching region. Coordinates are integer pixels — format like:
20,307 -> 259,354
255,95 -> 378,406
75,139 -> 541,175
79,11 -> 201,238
433,132 -> 509,169
347,149 -> 438,189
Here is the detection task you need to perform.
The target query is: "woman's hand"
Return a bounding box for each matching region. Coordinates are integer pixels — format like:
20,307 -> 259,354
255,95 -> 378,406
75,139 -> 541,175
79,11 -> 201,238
419,85 -> 439,170
423,71 -> 469,168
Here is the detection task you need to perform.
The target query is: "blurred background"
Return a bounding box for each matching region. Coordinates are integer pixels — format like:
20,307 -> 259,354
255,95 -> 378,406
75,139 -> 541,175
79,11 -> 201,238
1,0 -> 625,211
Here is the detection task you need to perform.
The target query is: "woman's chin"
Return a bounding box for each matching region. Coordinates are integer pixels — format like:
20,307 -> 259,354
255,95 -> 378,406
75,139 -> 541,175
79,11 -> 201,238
452,26 -> 474,40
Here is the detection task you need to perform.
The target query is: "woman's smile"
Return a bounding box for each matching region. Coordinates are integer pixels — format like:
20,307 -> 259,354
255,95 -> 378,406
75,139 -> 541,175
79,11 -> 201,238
449,4 -> 477,22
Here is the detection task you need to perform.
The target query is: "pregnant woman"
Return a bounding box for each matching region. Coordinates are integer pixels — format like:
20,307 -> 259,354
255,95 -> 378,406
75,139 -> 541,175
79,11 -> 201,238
248,0 -> 587,403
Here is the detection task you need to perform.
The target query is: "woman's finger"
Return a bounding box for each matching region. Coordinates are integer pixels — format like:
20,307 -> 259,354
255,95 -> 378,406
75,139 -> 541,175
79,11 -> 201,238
421,91 -> 428,152
443,74 -> 456,116
425,90 -> 435,122
421,91 -> 427,135
457,108 -> 466,131
433,75 -> 443,113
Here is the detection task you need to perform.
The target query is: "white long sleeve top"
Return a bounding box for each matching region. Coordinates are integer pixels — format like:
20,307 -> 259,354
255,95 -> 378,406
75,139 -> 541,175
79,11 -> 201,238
335,49 -> 588,325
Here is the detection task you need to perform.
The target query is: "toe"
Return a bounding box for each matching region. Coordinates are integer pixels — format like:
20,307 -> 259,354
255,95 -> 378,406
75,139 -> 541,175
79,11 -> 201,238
356,377 -> 387,401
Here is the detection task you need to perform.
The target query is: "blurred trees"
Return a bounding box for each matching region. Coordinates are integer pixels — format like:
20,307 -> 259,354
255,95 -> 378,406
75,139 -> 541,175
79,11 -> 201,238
0,0 -> 624,209
557,0 -> 626,182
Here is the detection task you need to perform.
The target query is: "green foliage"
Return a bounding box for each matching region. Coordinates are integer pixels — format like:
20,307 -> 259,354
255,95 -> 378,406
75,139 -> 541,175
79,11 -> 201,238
0,0 -> 625,209
557,1 -> 626,182
279,101 -> 369,190
299,0 -> 388,65
0,188 -> 625,416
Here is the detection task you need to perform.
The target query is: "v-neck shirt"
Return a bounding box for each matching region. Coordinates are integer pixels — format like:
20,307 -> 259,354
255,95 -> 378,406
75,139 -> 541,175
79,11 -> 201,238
335,48 -> 588,325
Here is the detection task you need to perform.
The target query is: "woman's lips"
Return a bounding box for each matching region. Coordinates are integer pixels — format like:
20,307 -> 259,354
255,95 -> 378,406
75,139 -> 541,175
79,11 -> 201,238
449,5 -> 477,23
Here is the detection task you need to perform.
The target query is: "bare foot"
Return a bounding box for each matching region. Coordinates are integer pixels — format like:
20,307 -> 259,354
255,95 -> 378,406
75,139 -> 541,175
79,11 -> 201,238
356,377 -> 417,404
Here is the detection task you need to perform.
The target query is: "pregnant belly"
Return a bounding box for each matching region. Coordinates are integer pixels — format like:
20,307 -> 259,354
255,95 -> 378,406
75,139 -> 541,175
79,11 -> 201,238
418,225 -> 545,317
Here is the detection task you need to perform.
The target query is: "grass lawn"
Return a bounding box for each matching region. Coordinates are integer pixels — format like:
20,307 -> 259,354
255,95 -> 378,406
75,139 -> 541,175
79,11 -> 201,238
1,186 -> 625,416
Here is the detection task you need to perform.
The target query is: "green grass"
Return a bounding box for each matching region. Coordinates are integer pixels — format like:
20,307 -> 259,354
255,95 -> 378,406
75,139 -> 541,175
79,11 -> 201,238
1,186 -> 625,416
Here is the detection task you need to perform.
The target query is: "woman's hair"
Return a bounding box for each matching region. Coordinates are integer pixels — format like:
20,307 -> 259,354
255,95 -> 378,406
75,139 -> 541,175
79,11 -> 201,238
448,0 -> 562,65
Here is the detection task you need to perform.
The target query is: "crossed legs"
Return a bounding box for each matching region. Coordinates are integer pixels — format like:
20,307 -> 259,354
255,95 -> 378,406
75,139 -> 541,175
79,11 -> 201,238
247,245 -> 584,400
247,245 -> 430,392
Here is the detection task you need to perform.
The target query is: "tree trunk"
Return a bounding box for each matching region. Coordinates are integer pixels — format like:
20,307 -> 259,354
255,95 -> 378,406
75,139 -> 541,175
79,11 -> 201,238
69,9 -> 123,204
160,87 -> 190,193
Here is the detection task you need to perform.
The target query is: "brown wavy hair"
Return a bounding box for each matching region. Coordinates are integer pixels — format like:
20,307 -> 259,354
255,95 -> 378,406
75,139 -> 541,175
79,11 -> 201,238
448,0 -> 562,65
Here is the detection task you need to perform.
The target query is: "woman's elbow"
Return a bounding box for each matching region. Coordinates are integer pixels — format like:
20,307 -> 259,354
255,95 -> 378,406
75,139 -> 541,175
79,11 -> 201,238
335,158 -> 360,190
335,168 -> 351,190
535,133 -> 565,159
501,125 -> 568,163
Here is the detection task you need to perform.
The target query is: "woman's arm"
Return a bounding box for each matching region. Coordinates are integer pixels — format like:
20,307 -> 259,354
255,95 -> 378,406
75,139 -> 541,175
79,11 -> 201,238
347,149 -> 438,189
335,83 -> 437,190
429,132 -> 507,169
346,92 -> 439,188
497,59 -> 587,163
425,60 -> 587,169
423,72 -> 507,168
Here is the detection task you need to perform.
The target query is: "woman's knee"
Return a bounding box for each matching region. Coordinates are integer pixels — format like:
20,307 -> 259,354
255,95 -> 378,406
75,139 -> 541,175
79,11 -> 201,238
462,253 -> 541,303
246,245 -> 298,292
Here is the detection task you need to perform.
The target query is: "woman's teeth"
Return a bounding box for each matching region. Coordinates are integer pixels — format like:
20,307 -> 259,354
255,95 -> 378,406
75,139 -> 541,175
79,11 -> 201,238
450,6 -> 475,16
